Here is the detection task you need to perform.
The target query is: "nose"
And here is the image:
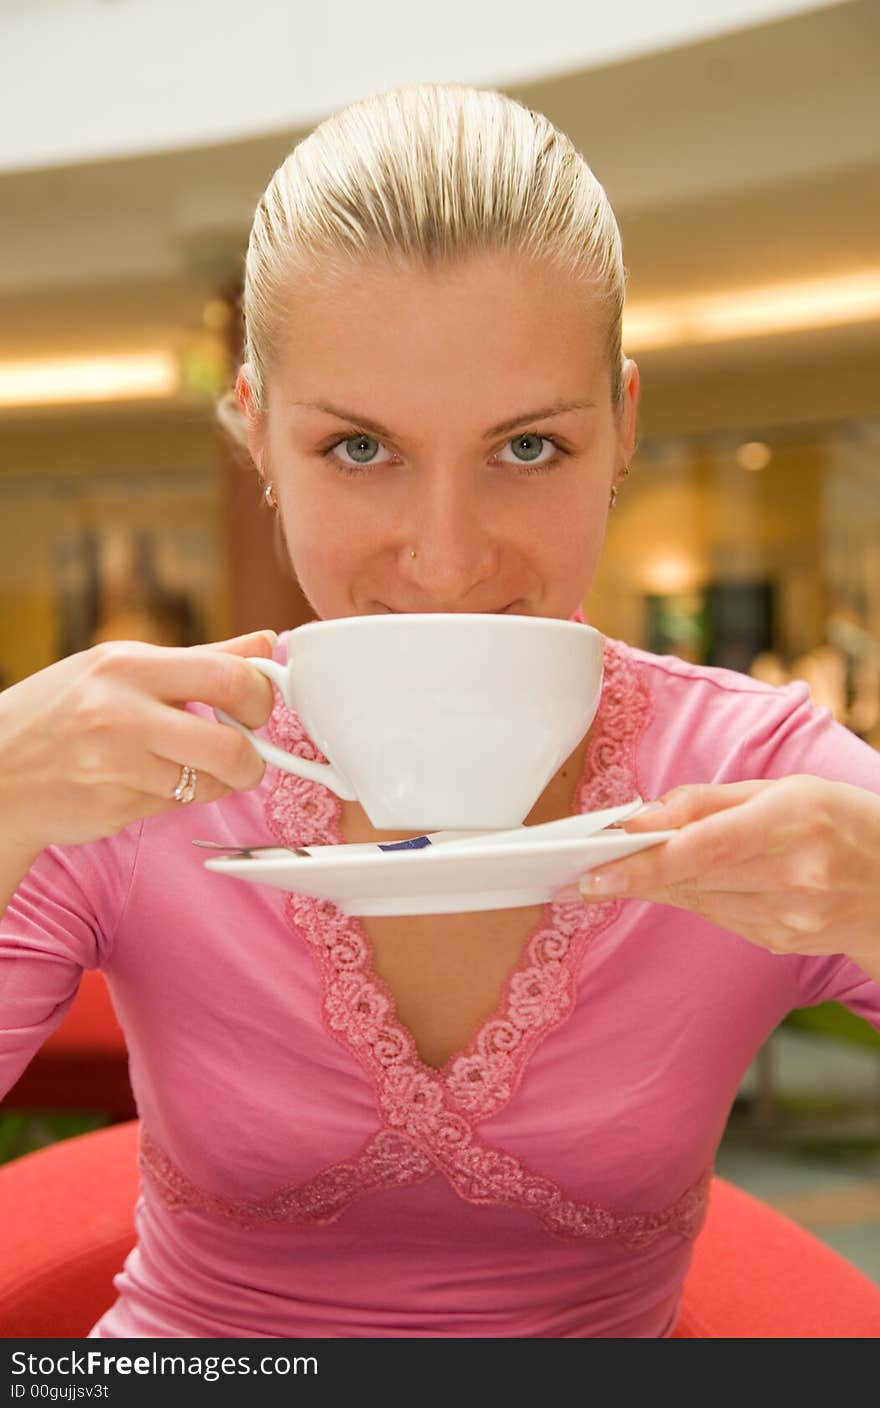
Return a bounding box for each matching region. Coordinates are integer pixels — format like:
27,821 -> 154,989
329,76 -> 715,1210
402,472 -> 499,608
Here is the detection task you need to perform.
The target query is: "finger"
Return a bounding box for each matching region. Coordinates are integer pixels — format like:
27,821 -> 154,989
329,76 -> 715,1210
647,886 -> 835,954
138,698 -> 267,791
87,639 -> 276,728
76,740 -> 235,806
204,629 -> 278,656
111,779 -> 233,826
583,858 -> 789,897
629,887 -> 807,953
622,780 -> 774,832
556,875 -> 796,950
628,848 -> 820,895
582,803 -> 773,896
148,757 -> 232,806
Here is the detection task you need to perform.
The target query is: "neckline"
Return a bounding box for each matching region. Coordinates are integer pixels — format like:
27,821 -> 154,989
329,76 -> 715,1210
263,632 -> 652,1123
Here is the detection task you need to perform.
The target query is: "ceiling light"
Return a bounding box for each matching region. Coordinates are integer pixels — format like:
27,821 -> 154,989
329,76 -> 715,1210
202,299 -> 232,332
623,272 -> 880,351
642,554 -> 700,595
735,441 -> 772,471
0,352 -> 180,408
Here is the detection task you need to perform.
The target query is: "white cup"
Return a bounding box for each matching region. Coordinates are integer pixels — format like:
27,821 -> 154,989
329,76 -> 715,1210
216,613 -> 604,831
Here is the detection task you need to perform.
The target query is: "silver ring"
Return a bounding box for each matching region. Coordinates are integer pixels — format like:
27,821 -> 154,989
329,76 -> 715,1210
172,764 -> 198,804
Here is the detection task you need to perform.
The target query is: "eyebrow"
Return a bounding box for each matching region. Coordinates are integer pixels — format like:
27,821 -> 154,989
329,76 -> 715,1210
292,398 -> 597,441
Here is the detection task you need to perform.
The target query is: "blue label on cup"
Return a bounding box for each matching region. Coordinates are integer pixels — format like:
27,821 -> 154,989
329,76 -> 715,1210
377,836 -> 432,851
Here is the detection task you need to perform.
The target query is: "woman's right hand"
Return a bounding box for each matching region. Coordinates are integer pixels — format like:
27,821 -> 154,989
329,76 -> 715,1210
0,630 -> 279,855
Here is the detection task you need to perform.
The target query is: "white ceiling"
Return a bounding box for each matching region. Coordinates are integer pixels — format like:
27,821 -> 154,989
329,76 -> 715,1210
1,0 -> 877,400
0,0 -> 840,171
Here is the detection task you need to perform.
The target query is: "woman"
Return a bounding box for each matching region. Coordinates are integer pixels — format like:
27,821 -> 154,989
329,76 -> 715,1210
1,83 -> 879,1339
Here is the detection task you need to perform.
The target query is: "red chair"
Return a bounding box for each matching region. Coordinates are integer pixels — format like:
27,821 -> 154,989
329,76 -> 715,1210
2,1121 -> 880,1338
4,971 -> 136,1119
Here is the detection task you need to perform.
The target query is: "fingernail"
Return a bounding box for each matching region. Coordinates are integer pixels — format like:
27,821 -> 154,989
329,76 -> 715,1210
257,629 -> 278,647
580,869 -> 629,896
625,801 -> 665,826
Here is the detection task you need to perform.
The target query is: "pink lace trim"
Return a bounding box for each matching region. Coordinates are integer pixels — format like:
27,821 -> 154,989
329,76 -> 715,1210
140,1127 -> 434,1229
139,1127 -> 711,1248
141,627 -> 713,1248
264,634 -> 653,1124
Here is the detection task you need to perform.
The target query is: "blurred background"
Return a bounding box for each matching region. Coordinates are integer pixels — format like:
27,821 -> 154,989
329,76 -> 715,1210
2,0 -> 879,1281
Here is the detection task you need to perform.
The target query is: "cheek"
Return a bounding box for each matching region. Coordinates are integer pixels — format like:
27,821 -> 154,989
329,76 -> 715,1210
536,478 -> 608,560
555,523 -> 606,597
279,484 -> 380,604
285,500 -> 360,567
533,478 -> 610,606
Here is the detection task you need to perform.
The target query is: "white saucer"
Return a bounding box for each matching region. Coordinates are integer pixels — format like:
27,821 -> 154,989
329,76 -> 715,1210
202,824 -> 674,915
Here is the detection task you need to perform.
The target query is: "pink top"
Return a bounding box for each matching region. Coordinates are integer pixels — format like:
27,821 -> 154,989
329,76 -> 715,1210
3,631 -> 880,1339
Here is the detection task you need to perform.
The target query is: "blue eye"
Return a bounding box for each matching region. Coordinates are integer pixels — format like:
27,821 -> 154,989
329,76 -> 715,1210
495,434 -> 563,473
321,428 -> 566,477
319,433 -> 394,478
325,434 -> 394,473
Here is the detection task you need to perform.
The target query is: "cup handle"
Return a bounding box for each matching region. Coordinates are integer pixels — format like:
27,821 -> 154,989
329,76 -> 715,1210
213,656 -> 357,799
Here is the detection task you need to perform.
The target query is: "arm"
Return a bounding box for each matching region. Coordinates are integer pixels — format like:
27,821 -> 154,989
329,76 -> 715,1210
579,775 -> 880,976
0,823 -> 146,1101
0,629 -> 275,863
0,841 -> 43,923
0,629 -> 276,1099
571,678 -> 880,992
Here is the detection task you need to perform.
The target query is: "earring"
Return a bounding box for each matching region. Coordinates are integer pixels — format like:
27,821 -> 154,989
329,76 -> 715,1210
409,549 -> 417,560
264,482 -> 278,510
609,462 -> 631,508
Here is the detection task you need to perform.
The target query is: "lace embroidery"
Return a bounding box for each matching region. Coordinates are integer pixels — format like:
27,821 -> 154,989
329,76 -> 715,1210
142,628 -> 712,1247
139,1127 -> 711,1248
140,1126 -> 434,1228
266,635 -> 653,1122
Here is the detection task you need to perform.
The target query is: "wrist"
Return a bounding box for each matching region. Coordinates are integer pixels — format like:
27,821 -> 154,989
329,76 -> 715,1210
0,834 -> 44,918
2,833 -> 44,869
0,809 -> 46,869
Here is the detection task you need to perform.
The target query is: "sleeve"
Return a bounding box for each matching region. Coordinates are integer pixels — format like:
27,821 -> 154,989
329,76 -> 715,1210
733,686 -> 880,1029
796,955 -> 880,1033
0,822 -> 142,1100
732,680 -> 880,792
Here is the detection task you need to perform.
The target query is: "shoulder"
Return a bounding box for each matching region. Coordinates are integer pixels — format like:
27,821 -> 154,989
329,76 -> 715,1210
603,634 -> 812,721
600,635 -> 880,792
599,635 -> 847,788
611,637 -> 798,696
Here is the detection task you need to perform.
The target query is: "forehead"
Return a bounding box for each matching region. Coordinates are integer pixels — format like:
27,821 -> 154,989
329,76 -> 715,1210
269,253 -> 610,414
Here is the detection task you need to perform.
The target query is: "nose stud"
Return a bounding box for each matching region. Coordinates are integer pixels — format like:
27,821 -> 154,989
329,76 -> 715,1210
409,549 -> 417,560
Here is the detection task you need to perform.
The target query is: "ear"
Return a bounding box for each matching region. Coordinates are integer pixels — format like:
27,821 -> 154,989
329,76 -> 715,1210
618,358 -> 641,465
235,364 -> 266,470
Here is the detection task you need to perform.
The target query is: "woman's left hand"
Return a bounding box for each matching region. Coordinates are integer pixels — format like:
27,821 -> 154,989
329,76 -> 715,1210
571,775 -> 880,971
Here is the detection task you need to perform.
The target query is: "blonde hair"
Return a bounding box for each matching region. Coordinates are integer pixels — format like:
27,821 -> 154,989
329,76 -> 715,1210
218,82 -> 626,448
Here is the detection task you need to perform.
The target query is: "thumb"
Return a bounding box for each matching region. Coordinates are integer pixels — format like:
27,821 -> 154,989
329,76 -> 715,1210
622,779 -> 773,831
199,628 -> 279,658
